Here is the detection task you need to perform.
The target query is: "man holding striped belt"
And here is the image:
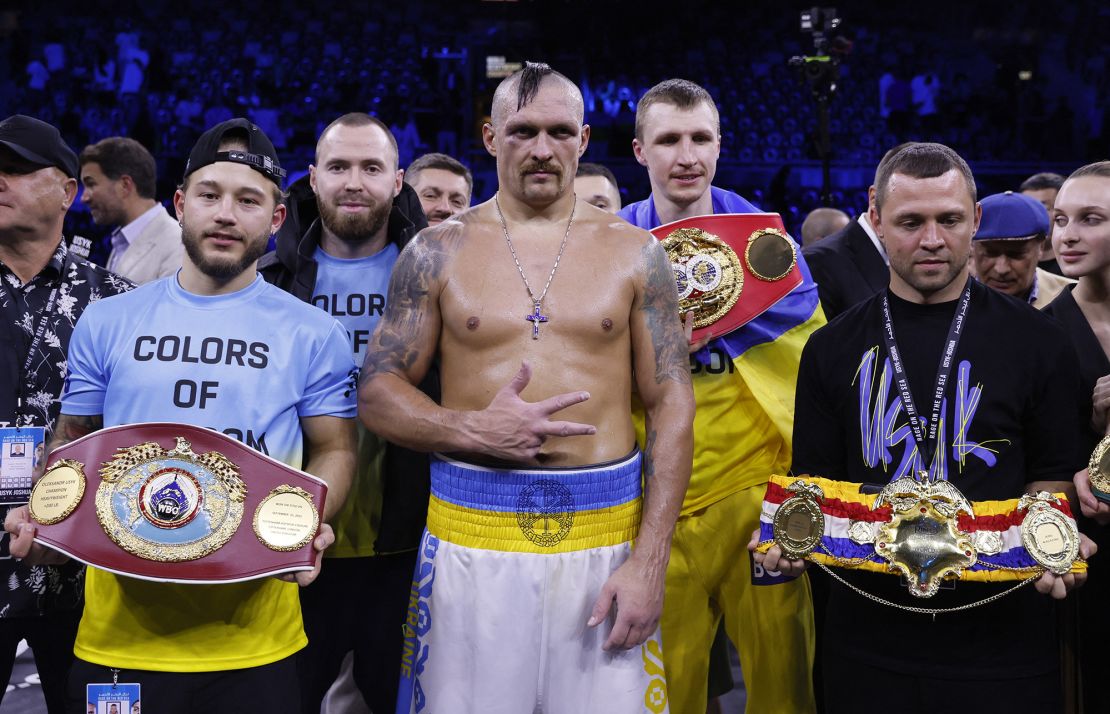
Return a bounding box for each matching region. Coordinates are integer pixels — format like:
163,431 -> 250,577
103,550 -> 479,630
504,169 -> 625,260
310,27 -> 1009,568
757,142 -> 1094,714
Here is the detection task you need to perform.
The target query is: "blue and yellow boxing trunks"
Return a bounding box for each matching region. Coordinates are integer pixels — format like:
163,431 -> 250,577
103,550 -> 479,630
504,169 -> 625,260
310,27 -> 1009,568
396,450 -> 669,714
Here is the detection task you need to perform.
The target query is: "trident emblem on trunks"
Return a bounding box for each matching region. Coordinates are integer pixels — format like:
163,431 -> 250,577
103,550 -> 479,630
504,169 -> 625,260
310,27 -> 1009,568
516,480 -> 575,547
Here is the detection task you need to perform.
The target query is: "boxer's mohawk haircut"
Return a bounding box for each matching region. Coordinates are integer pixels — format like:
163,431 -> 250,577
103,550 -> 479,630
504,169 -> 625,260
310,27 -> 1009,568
516,61 -> 555,110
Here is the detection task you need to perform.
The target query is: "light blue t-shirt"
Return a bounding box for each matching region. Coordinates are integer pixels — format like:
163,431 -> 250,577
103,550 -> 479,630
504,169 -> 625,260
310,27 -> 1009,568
309,243 -> 399,556
310,243 -> 398,368
63,273 -> 357,469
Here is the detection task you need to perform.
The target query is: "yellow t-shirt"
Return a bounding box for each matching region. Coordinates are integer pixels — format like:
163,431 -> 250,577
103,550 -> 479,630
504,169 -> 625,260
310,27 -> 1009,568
75,573 -> 304,671
328,424 -> 387,558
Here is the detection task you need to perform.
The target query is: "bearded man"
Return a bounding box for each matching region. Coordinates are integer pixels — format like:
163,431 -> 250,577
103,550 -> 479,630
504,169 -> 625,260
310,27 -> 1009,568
258,113 -> 432,714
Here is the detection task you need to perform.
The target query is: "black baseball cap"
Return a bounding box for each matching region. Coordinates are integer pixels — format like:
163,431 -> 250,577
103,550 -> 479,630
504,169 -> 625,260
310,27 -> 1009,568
0,114 -> 79,178
183,118 -> 286,186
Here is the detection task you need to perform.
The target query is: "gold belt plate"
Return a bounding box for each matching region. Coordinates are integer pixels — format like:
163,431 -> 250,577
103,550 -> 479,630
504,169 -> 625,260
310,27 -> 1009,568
660,227 -> 744,329
95,437 -> 247,562
873,477 -> 976,598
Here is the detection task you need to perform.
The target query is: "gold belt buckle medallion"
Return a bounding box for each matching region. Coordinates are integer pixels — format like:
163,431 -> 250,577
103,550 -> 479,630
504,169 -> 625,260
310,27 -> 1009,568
254,485 -> 320,551
772,480 -> 825,559
1019,491 -> 1080,574
94,437 -> 247,562
660,227 -> 744,330
29,459 -> 87,525
1088,434 -> 1110,502
744,228 -> 797,282
872,476 -> 976,598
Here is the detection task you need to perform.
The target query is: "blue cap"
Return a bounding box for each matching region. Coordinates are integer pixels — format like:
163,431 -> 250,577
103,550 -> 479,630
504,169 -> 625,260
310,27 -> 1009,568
975,191 -> 1049,241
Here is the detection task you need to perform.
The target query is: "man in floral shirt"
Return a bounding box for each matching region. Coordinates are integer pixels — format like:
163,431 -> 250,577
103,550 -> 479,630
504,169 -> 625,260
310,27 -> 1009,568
0,115 -> 132,713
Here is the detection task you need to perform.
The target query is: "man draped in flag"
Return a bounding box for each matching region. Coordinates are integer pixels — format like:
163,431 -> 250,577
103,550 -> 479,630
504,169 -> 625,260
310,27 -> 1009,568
618,78 -> 823,714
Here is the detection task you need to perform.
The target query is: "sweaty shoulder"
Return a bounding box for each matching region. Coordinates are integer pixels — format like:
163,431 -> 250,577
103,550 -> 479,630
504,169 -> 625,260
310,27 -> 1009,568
400,210 -> 471,267
578,200 -> 656,254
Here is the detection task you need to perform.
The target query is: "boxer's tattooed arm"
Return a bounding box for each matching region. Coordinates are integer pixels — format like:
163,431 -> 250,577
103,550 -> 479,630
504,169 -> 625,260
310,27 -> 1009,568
643,427 -> 657,480
48,413 -> 103,453
639,240 -> 691,385
360,222 -> 463,387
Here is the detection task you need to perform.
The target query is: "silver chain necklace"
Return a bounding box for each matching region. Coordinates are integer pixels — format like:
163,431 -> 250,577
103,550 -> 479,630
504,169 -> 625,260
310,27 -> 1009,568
494,194 -> 576,339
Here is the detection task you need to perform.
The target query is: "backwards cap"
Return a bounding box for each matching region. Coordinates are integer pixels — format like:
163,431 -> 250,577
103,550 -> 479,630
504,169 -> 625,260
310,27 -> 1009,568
183,118 -> 286,186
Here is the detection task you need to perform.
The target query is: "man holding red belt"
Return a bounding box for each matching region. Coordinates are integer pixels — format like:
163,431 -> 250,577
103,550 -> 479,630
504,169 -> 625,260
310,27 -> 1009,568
6,118 -> 356,714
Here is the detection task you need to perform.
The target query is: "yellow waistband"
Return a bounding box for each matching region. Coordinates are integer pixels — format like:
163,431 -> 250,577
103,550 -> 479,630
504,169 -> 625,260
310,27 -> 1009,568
426,494 -> 641,554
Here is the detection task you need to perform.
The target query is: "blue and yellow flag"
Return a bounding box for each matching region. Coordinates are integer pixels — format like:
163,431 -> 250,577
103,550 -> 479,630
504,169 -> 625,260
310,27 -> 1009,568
620,189 -> 826,512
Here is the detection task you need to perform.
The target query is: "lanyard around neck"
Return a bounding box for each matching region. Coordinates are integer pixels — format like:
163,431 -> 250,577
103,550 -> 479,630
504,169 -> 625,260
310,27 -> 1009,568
879,279 -> 972,477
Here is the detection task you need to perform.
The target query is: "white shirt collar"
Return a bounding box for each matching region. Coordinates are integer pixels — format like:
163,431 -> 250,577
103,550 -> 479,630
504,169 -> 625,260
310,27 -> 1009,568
858,213 -> 889,265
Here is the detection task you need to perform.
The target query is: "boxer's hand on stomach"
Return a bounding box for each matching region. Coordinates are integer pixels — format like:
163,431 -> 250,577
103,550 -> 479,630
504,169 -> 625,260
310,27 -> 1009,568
468,361 -> 597,463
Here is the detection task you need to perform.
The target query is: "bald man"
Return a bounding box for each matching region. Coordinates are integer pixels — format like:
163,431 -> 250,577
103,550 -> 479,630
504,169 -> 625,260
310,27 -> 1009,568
801,206 -> 850,246
359,62 -> 693,714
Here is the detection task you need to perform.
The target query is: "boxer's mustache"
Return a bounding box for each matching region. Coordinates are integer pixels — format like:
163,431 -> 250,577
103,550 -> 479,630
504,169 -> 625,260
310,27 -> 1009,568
521,162 -> 560,176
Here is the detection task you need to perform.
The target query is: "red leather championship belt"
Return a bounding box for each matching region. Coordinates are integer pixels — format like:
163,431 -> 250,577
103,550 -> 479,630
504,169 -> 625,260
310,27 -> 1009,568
27,423 -> 326,584
651,213 -> 801,342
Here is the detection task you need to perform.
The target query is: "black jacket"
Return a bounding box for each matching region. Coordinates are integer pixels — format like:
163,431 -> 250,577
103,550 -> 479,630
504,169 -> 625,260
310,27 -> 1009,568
802,217 -> 889,321
259,177 -> 435,553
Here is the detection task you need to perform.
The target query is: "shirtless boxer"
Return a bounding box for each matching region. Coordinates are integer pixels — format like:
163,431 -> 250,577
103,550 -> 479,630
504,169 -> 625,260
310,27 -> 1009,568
358,62 -> 694,714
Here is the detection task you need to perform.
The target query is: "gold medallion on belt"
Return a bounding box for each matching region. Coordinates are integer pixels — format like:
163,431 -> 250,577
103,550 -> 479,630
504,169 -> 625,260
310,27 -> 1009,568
661,227 -> 744,330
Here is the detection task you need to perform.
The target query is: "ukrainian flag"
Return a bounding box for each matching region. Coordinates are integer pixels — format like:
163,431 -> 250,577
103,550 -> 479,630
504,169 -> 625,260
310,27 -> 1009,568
620,189 -> 826,512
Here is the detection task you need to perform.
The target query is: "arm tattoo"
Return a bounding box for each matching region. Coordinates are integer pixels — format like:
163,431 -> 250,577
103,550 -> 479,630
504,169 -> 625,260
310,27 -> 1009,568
49,413 -> 103,452
359,222 -> 464,386
643,427 -> 657,481
639,240 -> 691,385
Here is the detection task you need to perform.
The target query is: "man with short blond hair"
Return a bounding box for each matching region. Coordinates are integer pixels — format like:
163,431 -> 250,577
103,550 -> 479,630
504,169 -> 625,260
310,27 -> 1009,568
620,78 -> 820,714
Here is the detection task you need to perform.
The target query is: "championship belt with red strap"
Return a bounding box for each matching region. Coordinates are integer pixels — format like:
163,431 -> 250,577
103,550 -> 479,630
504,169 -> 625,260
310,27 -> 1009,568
755,474 -> 1084,608
28,422 -> 326,584
650,213 -> 801,342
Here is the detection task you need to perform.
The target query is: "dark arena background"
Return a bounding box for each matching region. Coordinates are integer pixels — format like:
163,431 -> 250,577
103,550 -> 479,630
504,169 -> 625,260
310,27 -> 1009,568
1,0 -> 1106,711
